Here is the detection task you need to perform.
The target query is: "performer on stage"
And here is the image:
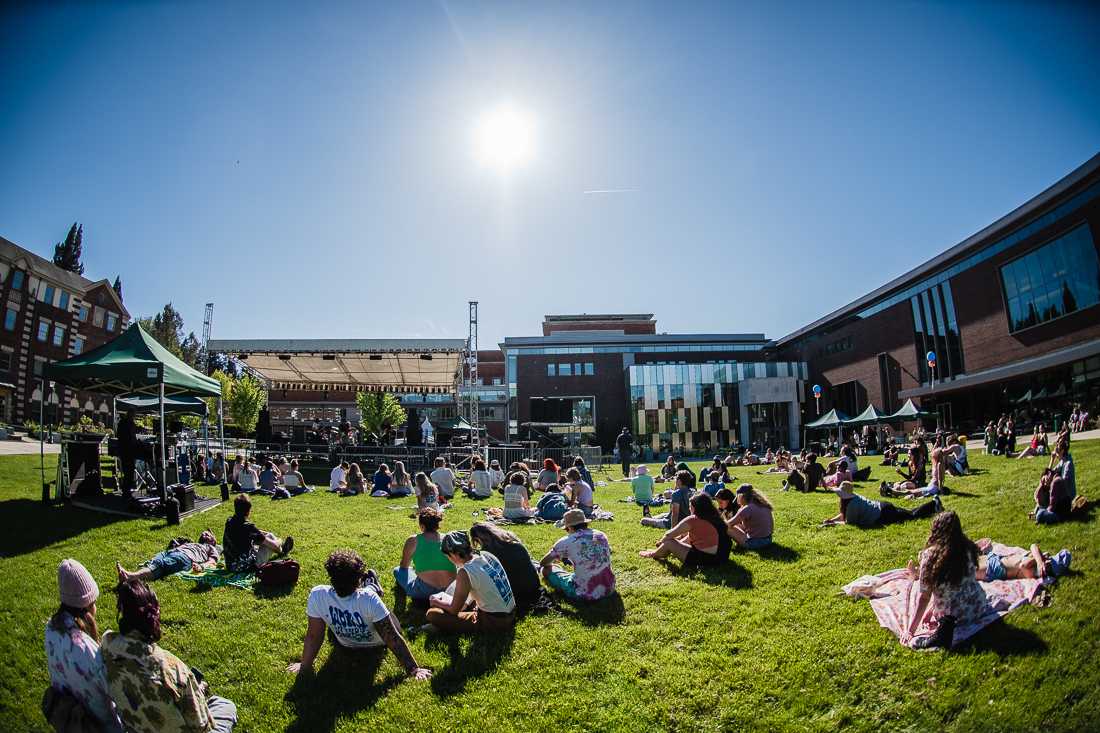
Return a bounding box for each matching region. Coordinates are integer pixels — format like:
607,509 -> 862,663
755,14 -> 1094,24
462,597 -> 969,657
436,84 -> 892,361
117,410 -> 138,498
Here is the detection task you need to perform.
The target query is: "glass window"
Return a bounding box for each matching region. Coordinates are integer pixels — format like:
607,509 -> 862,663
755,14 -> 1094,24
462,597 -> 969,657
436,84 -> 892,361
3,308 -> 16,331
1000,223 -> 1100,333
574,363 -> 582,376
77,305 -> 89,322
73,336 -> 85,354
584,362 -> 594,376
546,363 -> 556,377
37,320 -> 49,342
10,270 -> 24,290
106,313 -> 118,332
559,363 -> 572,376
0,350 -> 11,371
43,285 -> 55,305
58,291 -> 70,311
33,357 -> 46,376
52,325 -> 66,347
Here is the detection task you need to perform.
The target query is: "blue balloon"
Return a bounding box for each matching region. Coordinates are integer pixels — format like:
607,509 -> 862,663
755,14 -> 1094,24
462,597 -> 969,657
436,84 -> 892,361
926,351 -> 936,362
812,384 -> 822,396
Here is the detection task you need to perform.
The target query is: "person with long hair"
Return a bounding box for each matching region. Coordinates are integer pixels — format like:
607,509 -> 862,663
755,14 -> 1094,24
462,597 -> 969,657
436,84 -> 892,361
714,487 -> 738,521
414,471 -> 442,511
503,470 -> 536,520
564,466 -> 595,516
44,559 -> 123,732
393,507 -> 456,601
572,455 -> 594,489
465,457 -> 494,498
427,531 -> 517,633
895,437 -> 928,487
390,461 -> 413,497
903,511 -> 989,650
341,462 -> 366,496
290,550 -> 431,680
372,463 -> 393,496
882,447 -> 947,499
1032,436 -> 1076,524
102,579 -> 238,731
726,484 -> 774,550
470,522 -> 542,611
640,492 -> 731,567
537,459 -> 560,491
657,455 -> 678,483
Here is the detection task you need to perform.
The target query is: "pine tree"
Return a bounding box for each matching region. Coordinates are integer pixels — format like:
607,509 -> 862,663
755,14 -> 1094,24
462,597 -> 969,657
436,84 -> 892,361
52,223 -> 85,275
112,276 -> 123,301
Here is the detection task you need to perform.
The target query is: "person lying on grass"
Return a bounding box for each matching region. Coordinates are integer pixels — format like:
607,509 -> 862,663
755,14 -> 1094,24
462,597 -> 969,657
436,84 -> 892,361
289,549 -> 431,680
222,494 -> 294,572
564,466 -> 595,516
969,538 -> 1071,581
821,481 -> 941,529
640,492 -> 730,568
426,531 -> 517,633
394,507 -> 456,602
641,469 -> 694,529
116,530 -> 220,583
900,511 -> 990,651
725,484 -> 774,550
881,447 -> 946,499
539,509 -> 616,600
104,579 -> 239,732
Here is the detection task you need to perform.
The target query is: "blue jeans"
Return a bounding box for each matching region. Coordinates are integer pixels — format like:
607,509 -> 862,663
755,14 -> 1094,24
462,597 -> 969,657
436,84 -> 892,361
145,549 -> 191,579
743,536 -> 772,550
392,567 -> 447,600
206,695 -> 237,733
1035,508 -> 1064,524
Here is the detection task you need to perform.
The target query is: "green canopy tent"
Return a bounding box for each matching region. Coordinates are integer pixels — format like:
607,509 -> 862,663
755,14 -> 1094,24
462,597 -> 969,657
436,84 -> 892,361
804,408 -> 850,449
117,394 -> 209,416
885,398 -> 934,422
1014,389 -> 1033,405
44,324 -> 223,499
843,404 -> 889,426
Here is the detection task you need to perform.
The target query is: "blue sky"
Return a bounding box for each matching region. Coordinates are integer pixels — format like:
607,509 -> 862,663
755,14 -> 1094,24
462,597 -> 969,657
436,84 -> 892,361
1,1 -> 1098,348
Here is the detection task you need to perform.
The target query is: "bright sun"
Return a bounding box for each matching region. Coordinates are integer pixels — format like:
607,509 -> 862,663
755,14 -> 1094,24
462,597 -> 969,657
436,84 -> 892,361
473,103 -> 536,173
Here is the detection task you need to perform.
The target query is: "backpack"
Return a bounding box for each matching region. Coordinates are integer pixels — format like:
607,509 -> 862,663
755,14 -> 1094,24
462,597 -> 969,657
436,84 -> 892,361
536,492 -> 568,521
257,558 -> 300,587
1071,495 -> 1089,514
42,686 -> 102,733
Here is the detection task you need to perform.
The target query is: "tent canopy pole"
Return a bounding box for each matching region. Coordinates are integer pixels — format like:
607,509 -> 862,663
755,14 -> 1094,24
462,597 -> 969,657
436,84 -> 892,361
159,378 -> 167,501
39,377 -> 46,500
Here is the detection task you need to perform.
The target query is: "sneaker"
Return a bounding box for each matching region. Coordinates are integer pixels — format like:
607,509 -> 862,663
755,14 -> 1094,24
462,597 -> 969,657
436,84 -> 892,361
781,480 -> 788,492
933,496 -> 944,513
281,536 -> 295,555
364,569 -> 383,596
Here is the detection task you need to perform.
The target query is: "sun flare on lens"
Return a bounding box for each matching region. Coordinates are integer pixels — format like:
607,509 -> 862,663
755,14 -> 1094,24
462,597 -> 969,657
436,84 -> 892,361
473,103 -> 536,173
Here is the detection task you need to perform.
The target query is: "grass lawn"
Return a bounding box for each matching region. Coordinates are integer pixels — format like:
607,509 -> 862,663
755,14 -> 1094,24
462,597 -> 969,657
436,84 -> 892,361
2,443 -> 1099,732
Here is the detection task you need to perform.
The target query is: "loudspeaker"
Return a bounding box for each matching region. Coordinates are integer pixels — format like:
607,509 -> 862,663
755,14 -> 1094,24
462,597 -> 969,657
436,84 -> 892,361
170,483 -> 195,513
65,442 -> 103,497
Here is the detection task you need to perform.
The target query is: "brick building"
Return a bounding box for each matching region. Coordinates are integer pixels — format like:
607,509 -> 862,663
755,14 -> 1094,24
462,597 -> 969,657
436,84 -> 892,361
0,236 -> 130,426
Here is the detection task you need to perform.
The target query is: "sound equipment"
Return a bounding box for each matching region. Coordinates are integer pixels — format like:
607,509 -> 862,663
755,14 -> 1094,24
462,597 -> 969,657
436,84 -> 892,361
65,440 -> 103,498
170,483 -> 195,513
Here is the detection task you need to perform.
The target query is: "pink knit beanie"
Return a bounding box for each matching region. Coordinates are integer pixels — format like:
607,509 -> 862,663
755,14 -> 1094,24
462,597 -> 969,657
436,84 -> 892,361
58,559 -> 99,609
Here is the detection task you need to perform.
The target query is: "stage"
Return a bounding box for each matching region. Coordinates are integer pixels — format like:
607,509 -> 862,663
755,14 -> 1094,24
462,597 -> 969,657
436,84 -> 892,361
69,491 -> 222,520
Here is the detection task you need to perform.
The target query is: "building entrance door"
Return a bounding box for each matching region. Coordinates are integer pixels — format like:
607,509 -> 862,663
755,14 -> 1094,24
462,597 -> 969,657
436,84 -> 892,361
747,402 -> 790,452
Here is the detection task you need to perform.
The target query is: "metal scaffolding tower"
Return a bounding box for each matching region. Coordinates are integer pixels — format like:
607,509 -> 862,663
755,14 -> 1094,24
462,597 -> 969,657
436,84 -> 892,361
462,301 -> 480,436
199,303 -> 214,373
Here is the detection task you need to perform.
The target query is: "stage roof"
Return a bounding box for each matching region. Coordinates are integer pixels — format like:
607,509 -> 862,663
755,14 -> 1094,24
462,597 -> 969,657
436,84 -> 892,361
207,338 -> 465,393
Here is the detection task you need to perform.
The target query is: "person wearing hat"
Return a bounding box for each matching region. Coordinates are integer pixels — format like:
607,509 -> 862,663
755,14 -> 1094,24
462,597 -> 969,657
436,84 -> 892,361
45,559 -> 124,732
631,464 -> 655,506
488,459 -> 506,490
539,509 -> 615,601
821,481 -> 941,529
426,530 -> 516,633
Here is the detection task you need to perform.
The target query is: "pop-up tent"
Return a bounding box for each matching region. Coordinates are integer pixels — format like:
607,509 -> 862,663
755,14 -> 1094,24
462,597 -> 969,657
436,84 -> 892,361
804,408 -> 850,429
117,394 -> 209,416
44,324 -> 223,497
886,398 -> 933,422
844,404 -> 889,426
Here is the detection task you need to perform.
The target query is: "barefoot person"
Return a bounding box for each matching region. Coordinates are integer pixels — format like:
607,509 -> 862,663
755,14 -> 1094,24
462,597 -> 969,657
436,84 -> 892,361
822,481 -> 941,529
289,549 -> 431,680
393,508 -> 456,602
640,493 -> 731,567
116,531 -> 220,583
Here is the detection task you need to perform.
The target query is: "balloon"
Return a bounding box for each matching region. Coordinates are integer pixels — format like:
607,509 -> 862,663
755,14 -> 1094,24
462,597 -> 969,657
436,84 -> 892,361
926,351 -> 936,362
812,384 -> 822,396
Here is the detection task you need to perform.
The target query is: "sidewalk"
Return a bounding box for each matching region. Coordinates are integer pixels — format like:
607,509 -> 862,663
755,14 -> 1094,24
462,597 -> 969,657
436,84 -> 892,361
0,439 -> 60,455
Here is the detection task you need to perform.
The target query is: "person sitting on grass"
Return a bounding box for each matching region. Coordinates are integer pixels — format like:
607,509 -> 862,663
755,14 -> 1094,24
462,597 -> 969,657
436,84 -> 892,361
339,462 -> 367,496
289,550 -> 431,681
539,509 -> 616,601
470,522 -> 542,613
657,455 -> 678,483
631,464 -> 656,505
640,493 -> 731,568
426,531 -> 516,633
896,439 -> 928,487
222,494 -> 294,572
821,481 -> 941,529
572,456 -> 594,489
372,463 -> 393,496
257,460 -> 281,495
488,459 -> 506,490
699,457 -> 724,485
537,459 -> 560,491
116,531 -> 220,583
329,460 -> 349,492
45,559 -> 124,733
881,445 -> 900,466
827,446 -> 859,477
103,579 -> 238,732
702,470 -> 724,498
394,508 -> 456,602
726,484 -> 774,550
822,459 -> 852,489
785,453 -> 825,492
464,458 -> 495,499
973,538 -> 1071,581
565,466 -> 595,516
882,446 -> 946,498
237,459 -> 259,492
739,450 -> 761,466
944,435 -> 969,475
714,487 -> 737,520
503,470 -> 536,520
676,461 -> 698,489
414,471 -> 443,511
901,511 -> 990,650
390,461 -> 414,497
430,457 -> 457,501
280,459 -> 313,495
641,469 -> 694,528
1031,471 -> 1074,525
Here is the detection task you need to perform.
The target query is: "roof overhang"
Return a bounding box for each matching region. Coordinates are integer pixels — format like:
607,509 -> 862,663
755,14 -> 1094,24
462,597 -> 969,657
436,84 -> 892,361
207,338 -> 465,393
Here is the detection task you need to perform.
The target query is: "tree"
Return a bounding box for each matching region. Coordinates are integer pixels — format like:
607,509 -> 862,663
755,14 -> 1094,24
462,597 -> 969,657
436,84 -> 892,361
204,369 -> 236,422
228,374 -> 266,435
52,223 -> 85,275
138,303 -> 201,368
112,276 -> 123,301
356,392 -> 407,442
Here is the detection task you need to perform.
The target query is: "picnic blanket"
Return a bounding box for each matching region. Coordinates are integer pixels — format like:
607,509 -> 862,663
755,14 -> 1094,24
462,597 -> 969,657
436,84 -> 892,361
843,542 -> 1045,649
176,568 -> 257,590
619,495 -> 668,505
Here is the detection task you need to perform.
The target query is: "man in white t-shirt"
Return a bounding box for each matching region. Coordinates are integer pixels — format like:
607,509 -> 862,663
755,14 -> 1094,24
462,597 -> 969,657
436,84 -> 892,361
429,457 -> 456,499
287,549 -> 431,680
329,461 -> 349,492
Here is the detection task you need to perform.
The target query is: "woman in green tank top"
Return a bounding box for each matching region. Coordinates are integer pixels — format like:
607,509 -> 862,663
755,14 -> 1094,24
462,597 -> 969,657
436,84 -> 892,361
393,507 -> 457,600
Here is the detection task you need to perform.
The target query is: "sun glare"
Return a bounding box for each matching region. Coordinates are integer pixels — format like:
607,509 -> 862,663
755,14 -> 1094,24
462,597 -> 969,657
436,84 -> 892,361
473,104 -> 536,173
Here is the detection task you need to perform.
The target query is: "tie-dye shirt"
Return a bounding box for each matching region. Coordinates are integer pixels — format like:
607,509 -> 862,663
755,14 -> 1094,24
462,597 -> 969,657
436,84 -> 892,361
44,613 -> 123,732
546,529 -> 616,600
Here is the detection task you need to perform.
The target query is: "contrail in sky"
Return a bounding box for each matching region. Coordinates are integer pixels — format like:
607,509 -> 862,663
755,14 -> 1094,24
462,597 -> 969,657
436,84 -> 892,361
583,188 -> 638,194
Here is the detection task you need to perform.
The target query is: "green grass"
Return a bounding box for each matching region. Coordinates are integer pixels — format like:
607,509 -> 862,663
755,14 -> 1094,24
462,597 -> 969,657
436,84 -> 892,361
2,445 -> 1100,732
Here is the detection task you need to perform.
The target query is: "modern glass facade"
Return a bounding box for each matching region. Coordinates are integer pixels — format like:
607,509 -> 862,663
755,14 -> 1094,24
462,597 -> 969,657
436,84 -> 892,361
1000,223 -> 1100,333
910,280 -> 964,384
626,361 -> 807,452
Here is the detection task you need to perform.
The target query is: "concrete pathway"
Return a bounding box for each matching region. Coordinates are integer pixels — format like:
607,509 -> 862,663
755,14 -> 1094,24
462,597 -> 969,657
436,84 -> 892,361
0,438 -> 60,455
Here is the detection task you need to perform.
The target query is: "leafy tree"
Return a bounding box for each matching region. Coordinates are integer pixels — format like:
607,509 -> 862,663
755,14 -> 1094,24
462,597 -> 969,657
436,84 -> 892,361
52,223 -> 85,275
112,276 -> 123,301
205,369 -> 235,420
356,392 -> 407,443
138,303 -> 201,368
228,374 -> 267,435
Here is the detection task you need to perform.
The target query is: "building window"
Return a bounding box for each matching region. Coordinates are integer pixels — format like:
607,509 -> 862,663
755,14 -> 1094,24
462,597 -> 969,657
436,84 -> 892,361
43,285 -> 55,305
58,291 -> 70,311
3,308 -> 16,331
1001,223 -> 1100,332
52,325 -> 66,347
559,363 -> 572,376
33,357 -> 47,376
92,307 -> 104,327
73,336 -> 85,354
910,280 -> 965,385
584,362 -> 595,376
77,305 -> 89,322
106,312 -> 118,332
37,320 -> 49,342
547,363 -> 556,377
10,270 -> 24,290
0,349 -> 11,371
492,377 -> 502,385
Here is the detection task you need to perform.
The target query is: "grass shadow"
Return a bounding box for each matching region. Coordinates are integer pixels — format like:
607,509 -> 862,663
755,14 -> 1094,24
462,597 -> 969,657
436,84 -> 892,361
675,560 -> 754,589
751,542 -> 800,563
254,583 -> 296,599
284,646 -> 401,733
940,490 -> 981,498
961,619 -> 1048,657
425,626 -> 516,698
1067,504 -> 1097,523
0,498 -> 125,558
555,591 -> 626,627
